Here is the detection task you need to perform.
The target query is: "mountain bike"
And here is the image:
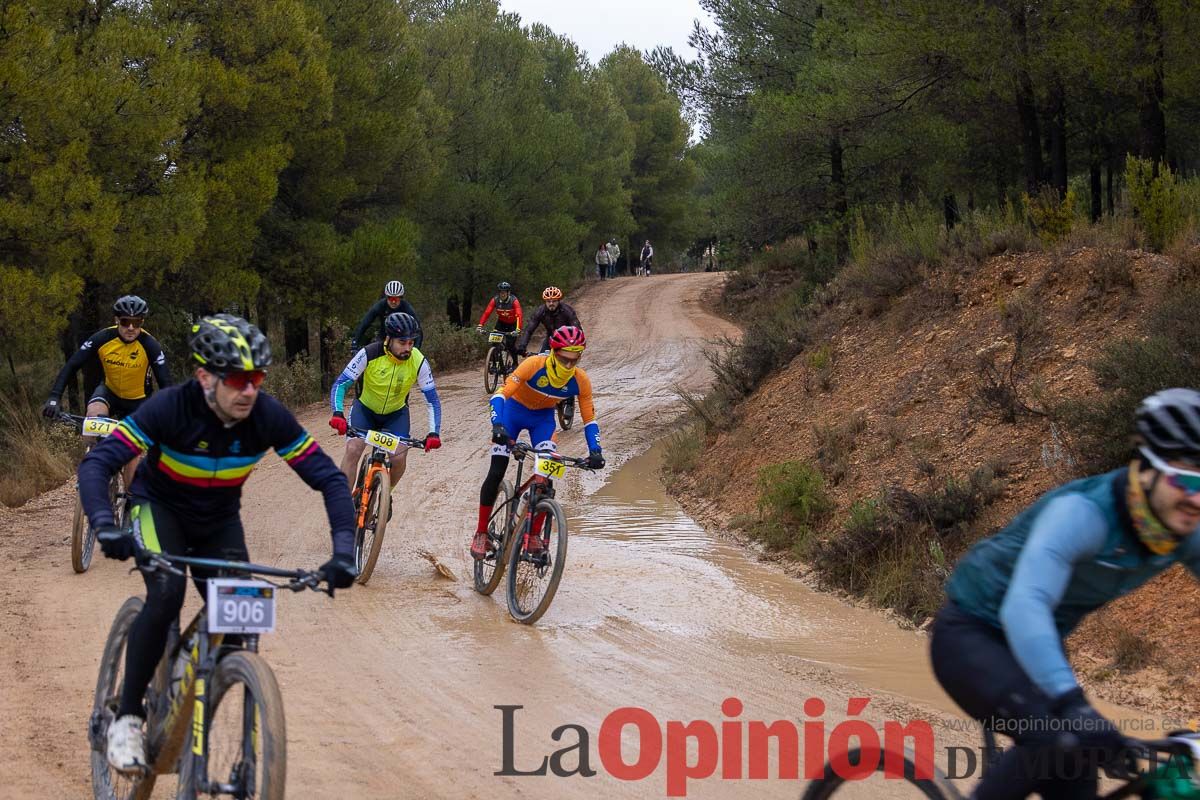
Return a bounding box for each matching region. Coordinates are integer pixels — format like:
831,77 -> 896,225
801,728 -> 1200,800
482,329 -> 518,394
346,427 -> 425,584
89,549 -> 336,800
472,439 -> 598,624
58,412 -> 129,573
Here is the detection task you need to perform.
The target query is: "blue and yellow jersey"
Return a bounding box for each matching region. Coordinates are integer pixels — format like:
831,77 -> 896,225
330,341 -> 442,432
490,354 -> 599,451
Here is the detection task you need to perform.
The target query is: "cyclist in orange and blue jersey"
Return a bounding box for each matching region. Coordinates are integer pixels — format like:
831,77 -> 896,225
470,325 -> 605,560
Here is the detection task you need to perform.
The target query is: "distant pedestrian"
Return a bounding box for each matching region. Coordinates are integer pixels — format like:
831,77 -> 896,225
447,294 -> 462,327
595,242 -> 611,281
606,239 -> 620,279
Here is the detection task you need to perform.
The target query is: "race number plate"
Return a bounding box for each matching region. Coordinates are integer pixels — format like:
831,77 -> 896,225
82,417 -> 118,437
207,579 -> 276,634
489,332 -> 504,343
534,456 -> 565,480
365,429 -> 399,454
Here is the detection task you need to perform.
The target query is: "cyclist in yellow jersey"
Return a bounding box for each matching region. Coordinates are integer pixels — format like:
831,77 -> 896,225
43,295 -> 172,489
329,313 -> 443,494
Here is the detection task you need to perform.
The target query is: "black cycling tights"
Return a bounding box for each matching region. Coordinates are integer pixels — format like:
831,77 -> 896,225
117,503 -> 248,719
479,454 -> 510,508
929,601 -> 1098,800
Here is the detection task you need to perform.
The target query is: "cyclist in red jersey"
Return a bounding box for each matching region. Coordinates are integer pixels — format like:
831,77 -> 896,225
476,282 -> 523,358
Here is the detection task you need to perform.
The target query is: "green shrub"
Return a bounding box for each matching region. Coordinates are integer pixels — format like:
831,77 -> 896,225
421,321 -> 488,373
813,411 -> 867,484
0,389 -> 79,507
1022,187 -> 1077,245
750,461 -> 832,556
1126,156 -> 1186,252
661,423 -> 704,481
265,352 -> 322,409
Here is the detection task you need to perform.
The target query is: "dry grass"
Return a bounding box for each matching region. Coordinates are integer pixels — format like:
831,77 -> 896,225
0,390 -> 79,507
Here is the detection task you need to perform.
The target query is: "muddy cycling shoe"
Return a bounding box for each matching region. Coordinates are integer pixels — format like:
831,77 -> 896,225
471,531 -> 490,560
107,714 -> 148,775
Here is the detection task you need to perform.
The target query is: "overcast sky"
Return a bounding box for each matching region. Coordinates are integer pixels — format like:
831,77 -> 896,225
499,0 -> 712,64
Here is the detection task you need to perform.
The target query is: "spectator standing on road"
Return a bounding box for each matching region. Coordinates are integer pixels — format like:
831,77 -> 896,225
606,239 -> 620,279
447,294 -> 463,328
595,242 -> 610,281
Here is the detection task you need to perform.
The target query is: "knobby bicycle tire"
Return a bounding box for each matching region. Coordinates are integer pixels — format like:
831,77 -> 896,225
505,497 -> 568,624
176,652 -> 287,800
74,472 -> 129,573
92,596 -> 158,800
484,346 -> 504,394
801,746 -> 959,800
356,468 -> 391,585
556,398 -> 575,431
473,480 -> 515,595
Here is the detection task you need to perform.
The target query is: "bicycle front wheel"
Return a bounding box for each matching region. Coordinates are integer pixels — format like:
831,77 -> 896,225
91,596 -> 157,800
473,480 -> 515,596
505,497 -> 568,624
71,485 -> 93,573
355,468 -> 391,585
484,346 -> 503,393
801,746 -> 958,800
177,652 -> 286,800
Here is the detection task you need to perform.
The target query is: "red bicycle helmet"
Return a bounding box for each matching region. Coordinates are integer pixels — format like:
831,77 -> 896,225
549,325 -> 586,351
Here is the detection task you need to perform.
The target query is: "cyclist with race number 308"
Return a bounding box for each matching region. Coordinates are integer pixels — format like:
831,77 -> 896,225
78,314 -> 358,775
471,325 -> 605,560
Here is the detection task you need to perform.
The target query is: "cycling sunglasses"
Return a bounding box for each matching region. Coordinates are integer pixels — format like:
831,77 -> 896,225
220,370 -> 267,391
117,317 -> 145,329
1140,447 -> 1200,494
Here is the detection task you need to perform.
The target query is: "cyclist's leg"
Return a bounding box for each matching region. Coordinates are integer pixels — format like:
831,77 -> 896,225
929,601 -> 1095,800
117,502 -> 188,721
379,405 -> 411,487
341,400 -> 372,486
496,321 -> 517,358
106,393 -> 145,491
526,413 -> 558,541
187,516 -> 250,657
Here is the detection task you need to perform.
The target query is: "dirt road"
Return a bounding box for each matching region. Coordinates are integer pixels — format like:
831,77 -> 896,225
0,273 -> 973,799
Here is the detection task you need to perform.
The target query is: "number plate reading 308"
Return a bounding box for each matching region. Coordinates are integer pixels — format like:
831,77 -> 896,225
534,457 -> 565,479
206,579 -> 276,634
365,429 -> 399,453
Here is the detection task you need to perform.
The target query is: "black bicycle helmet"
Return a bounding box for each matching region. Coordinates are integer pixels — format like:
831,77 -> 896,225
113,295 -> 149,318
497,281 -> 512,292
1135,388 -> 1200,462
384,312 -> 420,340
189,314 -> 272,372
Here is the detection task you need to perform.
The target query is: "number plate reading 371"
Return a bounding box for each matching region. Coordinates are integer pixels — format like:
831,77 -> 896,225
82,417 -> 118,437
534,457 -> 565,480
489,332 -> 504,343
365,429 -> 399,454
207,579 -> 276,634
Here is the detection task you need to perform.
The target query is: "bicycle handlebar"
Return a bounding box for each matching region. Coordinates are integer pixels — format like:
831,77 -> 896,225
344,427 -> 426,449
506,440 -> 596,470
137,550 -> 329,594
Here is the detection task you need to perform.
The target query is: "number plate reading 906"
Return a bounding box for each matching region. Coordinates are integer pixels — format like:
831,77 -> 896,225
206,579 -> 276,634
534,457 -> 565,479
365,429 -> 399,453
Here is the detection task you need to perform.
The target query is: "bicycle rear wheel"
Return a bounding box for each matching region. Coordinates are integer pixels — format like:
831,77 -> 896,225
505,497 -> 568,624
91,596 -> 157,800
355,468 -> 391,585
177,652 -> 286,800
801,746 -> 958,800
484,346 -> 504,393
473,480 -> 515,595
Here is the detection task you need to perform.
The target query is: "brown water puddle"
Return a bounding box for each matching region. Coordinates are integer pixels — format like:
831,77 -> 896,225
559,441 -> 961,715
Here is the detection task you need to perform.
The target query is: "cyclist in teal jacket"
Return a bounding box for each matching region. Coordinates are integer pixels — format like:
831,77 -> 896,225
931,388 -> 1200,800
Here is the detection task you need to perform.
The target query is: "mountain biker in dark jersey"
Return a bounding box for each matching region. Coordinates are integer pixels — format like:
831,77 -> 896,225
931,388 -> 1200,800
515,286 -> 582,356
351,280 -> 422,349
78,314 -> 357,774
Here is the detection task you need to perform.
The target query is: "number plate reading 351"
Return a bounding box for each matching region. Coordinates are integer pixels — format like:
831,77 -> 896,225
489,332 -> 504,343
206,579 -> 276,634
534,457 -> 565,479
82,417 -> 117,436
365,429 -> 399,453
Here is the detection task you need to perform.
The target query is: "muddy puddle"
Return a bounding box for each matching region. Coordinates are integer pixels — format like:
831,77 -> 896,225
555,440 -> 961,714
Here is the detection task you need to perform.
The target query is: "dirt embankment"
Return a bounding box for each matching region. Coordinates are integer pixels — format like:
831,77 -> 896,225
670,246 -> 1200,715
